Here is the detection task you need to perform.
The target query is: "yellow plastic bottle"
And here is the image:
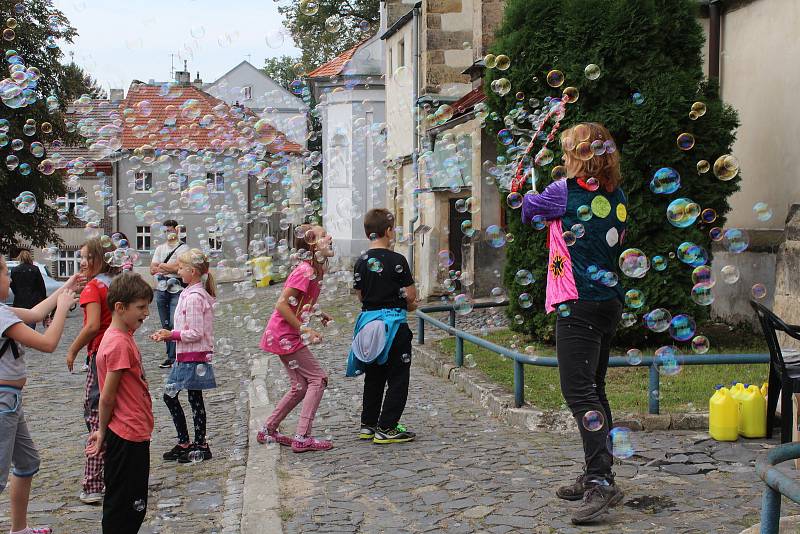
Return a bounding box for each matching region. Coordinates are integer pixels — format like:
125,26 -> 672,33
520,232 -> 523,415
740,384 -> 767,438
709,386 -> 739,441
761,382 -> 768,399
730,382 -> 747,433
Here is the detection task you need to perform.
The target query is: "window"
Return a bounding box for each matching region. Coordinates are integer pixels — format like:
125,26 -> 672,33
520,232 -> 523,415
134,171 -> 152,192
398,40 -> 405,68
388,47 -> 393,73
57,192 -> 86,213
177,172 -> 189,191
57,250 -> 80,278
136,225 -> 152,252
206,172 -> 224,193
243,86 -> 252,100
208,226 -> 223,252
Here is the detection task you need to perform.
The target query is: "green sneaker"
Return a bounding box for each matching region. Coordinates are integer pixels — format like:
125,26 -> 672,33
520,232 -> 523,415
358,425 -> 375,440
373,424 -> 416,444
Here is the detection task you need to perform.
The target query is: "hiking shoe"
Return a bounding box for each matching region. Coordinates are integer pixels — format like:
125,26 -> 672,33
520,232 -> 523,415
79,490 -> 103,504
159,359 -> 173,369
163,443 -> 191,461
571,483 -> 624,525
556,474 -> 588,501
257,426 -> 292,446
373,424 -> 415,444
358,425 -> 375,440
291,436 -> 333,453
178,443 -> 213,463
81,363 -> 89,373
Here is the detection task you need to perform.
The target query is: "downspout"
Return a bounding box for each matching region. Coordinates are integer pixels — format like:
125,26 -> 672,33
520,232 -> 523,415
408,3 -> 421,274
708,0 -> 722,81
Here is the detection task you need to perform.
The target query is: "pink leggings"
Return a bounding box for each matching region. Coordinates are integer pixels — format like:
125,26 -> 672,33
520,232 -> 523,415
264,346 -> 328,437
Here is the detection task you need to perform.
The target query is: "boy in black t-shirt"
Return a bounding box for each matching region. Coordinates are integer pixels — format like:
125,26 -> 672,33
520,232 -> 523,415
353,208 -> 418,443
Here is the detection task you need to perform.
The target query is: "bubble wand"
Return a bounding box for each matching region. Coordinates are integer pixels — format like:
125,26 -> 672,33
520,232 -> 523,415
510,100 -> 566,194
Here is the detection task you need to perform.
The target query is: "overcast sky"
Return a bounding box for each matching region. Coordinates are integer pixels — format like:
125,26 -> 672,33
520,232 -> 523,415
52,0 -> 301,91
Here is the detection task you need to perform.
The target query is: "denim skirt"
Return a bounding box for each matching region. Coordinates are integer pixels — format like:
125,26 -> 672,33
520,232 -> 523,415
167,362 -> 217,391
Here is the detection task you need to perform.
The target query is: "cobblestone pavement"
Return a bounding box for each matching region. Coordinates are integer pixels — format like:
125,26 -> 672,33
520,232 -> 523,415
0,284 -> 262,534
254,283 -> 800,534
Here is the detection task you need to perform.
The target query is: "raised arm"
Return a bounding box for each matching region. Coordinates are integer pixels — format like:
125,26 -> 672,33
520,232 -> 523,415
521,179 -> 569,225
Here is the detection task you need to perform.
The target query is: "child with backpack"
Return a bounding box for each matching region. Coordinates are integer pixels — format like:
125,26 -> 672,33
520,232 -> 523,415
0,255 -> 81,534
65,237 -> 121,504
256,224 -> 335,453
348,208 -> 418,444
151,249 -> 217,463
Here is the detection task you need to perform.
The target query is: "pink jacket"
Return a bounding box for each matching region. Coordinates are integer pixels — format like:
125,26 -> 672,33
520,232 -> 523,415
170,282 -> 215,360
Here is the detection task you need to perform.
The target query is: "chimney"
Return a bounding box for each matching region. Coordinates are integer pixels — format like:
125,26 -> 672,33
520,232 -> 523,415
174,60 -> 190,85
109,88 -> 124,103
193,71 -> 203,88
379,1 -> 387,33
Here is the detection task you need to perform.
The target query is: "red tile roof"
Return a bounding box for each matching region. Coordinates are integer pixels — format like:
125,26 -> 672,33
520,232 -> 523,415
307,39 -> 370,78
119,82 -> 302,153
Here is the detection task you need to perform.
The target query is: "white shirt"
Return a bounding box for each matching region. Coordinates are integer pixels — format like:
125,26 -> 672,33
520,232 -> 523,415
151,242 -> 189,279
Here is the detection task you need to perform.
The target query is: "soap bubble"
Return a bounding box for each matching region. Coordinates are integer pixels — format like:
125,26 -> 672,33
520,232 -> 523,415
562,231 -> 576,247
506,192 -> 523,209
753,202 -> 773,222
514,269 -> 533,286
585,177 -> 599,191
690,283 -> 714,306
557,303 -> 571,317
518,293 -> 533,309
619,249 -> 649,278
13,191 -> 36,213
691,335 -> 710,354
720,264 -> 740,284
464,353 -> 477,368
546,69 -> 564,88
571,224 -> 585,239
668,314 -> 696,342
491,286 -> 506,303
644,308 -> 671,333
608,427 -> 634,459
624,289 -> 645,309
490,78 -> 511,96
438,250 -> 454,268
460,219 -> 475,237
132,499 -> 146,512
164,383 -> 179,398
631,92 -> 645,105
691,101 -> 707,117
485,225 -> 506,248
697,160 -> 710,174
751,283 -> 767,299
666,198 -> 700,228
498,129 -> 513,145
723,228 -> 749,254
701,208 -> 717,223
620,312 -> 637,328
562,86 -> 579,104
483,54 -> 497,69
300,0 -> 319,15
676,133 -> 695,150
713,154 -> 740,181
582,410 -> 605,431
656,346 -> 681,376
195,364 -> 207,377
584,63 -> 601,80
367,257 -> 383,272
188,450 -> 204,463
691,265 -> 714,287
650,167 -> 680,194
495,55 -> 511,70
453,293 -> 474,315
709,227 -> 724,241
626,348 -> 643,365
652,256 -> 667,271
288,360 -> 299,370
577,204 -> 592,221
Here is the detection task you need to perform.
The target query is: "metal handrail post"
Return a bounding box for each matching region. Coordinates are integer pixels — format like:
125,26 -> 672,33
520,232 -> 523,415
514,358 -> 525,407
760,485 -> 781,534
449,309 -> 456,329
455,334 -> 464,367
417,315 -> 425,345
648,364 -> 660,414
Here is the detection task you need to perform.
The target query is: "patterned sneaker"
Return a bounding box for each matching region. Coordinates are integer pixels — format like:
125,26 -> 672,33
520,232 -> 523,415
358,425 -> 376,440
257,426 -> 292,446
79,490 -> 103,504
373,424 -> 416,444
178,443 -> 213,464
291,436 -> 333,453
162,443 -> 191,461
24,528 -> 53,534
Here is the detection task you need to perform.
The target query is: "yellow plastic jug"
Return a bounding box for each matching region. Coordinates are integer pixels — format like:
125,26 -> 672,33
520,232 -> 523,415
730,383 -> 747,433
761,382 -> 768,399
740,384 -> 767,438
709,386 -> 738,441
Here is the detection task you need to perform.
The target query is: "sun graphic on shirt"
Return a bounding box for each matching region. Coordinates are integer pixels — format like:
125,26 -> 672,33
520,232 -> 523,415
550,253 -> 567,278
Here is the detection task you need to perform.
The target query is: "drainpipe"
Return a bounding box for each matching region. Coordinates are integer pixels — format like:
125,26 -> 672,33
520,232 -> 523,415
408,3 -> 421,274
708,0 -> 722,81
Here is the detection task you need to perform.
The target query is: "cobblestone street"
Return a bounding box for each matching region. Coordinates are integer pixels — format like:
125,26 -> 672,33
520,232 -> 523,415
1,283 -> 799,533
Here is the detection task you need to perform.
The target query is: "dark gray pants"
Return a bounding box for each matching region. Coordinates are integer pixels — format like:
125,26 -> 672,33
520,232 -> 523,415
555,298 -> 623,482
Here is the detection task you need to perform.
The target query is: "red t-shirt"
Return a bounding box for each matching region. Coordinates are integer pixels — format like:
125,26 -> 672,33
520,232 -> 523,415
95,327 -> 154,442
79,275 -> 113,356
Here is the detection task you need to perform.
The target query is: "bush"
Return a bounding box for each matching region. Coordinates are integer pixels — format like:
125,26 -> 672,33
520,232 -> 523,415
484,0 -> 740,346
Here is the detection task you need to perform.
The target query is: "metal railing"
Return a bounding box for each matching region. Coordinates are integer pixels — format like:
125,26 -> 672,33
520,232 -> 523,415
755,442 -> 800,533
416,301 -> 770,413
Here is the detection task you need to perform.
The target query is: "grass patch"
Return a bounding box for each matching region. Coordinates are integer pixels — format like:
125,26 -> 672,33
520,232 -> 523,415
279,506 -> 295,522
436,327 -> 769,413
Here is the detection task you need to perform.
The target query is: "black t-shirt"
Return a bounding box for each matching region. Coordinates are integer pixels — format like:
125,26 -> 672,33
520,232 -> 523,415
353,248 -> 414,311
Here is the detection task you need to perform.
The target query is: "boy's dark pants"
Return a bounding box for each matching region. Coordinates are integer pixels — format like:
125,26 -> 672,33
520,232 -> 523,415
361,323 -> 413,429
555,298 -> 623,482
103,429 -> 150,534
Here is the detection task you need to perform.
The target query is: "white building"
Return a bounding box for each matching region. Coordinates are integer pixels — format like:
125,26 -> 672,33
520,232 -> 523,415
308,34 -> 388,258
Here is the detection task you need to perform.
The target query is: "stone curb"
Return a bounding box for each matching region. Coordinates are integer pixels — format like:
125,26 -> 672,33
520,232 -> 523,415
413,342 -> 710,433
739,515 -> 800,534
240,355 -> 282,534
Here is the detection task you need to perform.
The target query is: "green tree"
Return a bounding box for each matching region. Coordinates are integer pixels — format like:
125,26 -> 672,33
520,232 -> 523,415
0,0 -> 79,252
279,0 -> 379,69
484,0 -> 740,346
61,61 -> 106,100
261,55 -> 300,91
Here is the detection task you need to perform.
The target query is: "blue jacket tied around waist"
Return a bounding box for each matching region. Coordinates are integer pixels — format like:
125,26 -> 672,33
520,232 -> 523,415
347,308 -> 407,377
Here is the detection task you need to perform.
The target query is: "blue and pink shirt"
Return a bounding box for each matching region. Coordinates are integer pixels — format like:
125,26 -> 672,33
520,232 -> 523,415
522,177 -> 627,313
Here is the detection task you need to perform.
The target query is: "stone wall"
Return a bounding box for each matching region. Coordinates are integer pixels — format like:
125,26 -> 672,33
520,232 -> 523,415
773,204 -> 800,349
473,0 -> 507,58
422,0 -> 474,96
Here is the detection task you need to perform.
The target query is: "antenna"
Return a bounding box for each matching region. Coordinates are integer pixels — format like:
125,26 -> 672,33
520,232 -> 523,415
246,53 -> 252,63
170,54 -> 175,78
184,60 -> 188,72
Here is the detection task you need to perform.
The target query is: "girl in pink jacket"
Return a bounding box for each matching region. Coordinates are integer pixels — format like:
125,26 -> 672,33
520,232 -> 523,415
152,249 -> 216,464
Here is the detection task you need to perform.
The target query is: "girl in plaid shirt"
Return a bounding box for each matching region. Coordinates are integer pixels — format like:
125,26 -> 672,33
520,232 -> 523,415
151,249 -> 217,463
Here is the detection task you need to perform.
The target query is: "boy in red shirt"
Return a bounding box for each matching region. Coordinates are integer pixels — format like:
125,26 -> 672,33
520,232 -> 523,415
86,273 -> 154,534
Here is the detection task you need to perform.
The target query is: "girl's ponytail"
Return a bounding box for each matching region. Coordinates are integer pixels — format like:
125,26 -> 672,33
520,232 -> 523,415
203,270 -> 217,298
